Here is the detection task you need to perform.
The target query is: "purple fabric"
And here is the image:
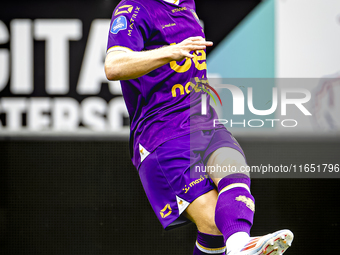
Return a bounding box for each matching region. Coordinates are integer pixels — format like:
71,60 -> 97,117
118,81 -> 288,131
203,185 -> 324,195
197,231 -> 225,249
138,129 -> 246,230
138,129 -> 219,229
193,231 -> 225,255
217,174 -> 250,192
215,175 -> 254,243
107,0 -> 223,168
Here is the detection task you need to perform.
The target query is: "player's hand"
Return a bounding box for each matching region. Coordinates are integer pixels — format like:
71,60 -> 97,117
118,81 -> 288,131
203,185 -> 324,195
169,36 -> 213,61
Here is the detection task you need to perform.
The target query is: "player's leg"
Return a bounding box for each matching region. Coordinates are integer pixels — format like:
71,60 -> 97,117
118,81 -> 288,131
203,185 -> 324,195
206,147 -> 293,255
183,189 -> 220,235
183,189 -> 226,255
137,132 -> 226,255
207,147 -> 254,252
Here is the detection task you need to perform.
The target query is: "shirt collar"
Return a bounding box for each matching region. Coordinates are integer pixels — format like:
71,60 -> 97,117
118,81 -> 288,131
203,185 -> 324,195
163,0 -> 180,5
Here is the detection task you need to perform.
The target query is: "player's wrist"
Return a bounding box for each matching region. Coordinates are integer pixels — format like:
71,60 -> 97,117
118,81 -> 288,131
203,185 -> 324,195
156,45 -> 178,62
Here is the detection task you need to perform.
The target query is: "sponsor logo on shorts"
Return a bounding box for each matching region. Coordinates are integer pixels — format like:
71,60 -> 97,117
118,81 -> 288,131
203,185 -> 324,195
235,195 -> 255,212
114,5 -> 134,16
160,204 -> 172,218
110,16 -> 127,34
182,175 -> 208,193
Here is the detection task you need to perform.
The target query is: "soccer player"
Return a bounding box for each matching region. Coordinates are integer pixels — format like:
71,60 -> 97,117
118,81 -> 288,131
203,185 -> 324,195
105,0 -> 294,254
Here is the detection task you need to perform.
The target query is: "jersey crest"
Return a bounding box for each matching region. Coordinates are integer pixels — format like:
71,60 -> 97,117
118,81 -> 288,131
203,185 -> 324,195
110,16 -> 127,34
114,5 -> 134,16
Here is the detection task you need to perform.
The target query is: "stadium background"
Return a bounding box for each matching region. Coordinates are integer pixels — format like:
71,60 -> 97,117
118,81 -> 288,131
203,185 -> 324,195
1,0 -> 340,254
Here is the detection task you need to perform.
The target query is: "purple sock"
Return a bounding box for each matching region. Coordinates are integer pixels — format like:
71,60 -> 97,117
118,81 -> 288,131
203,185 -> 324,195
214,174 -> 255,243
193,231 -> 226,255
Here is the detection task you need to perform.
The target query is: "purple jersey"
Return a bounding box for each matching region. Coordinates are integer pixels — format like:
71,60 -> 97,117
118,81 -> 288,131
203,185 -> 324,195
107,0 -> 221,168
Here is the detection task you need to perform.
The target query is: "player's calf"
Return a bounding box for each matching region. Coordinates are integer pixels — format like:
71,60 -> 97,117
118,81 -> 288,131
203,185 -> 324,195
214,173 -> 254,245
207,147 -> 254,247
184,189 -> 226,255
207,148 -> 293,254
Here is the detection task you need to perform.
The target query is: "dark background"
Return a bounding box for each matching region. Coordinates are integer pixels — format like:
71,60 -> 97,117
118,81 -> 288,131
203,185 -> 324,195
1,0 -> 340,254
1,137 -> 340,255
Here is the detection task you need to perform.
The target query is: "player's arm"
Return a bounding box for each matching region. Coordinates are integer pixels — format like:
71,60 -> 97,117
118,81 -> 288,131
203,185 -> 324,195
105,36 -> 213,81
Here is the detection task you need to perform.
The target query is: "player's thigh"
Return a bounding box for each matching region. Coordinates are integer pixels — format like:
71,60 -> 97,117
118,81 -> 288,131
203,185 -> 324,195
207,147 -> 249,187
183,189 -> 221,235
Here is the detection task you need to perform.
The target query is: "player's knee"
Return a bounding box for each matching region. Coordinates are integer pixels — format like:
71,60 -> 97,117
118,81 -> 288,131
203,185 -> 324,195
207,147 -> 249,178
194,196 -> 221,235
184,190 -> 222,235
208,147 -> 247,168
219,158 -> 249,177
196,213 -> 221,235
199,223 -> 221,236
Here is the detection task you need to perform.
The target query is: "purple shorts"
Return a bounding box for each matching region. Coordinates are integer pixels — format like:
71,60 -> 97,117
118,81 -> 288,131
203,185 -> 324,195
138,127 -> 245,230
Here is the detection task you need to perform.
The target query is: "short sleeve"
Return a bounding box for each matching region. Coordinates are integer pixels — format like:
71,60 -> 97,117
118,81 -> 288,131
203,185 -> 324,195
107,1 -> 152,54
